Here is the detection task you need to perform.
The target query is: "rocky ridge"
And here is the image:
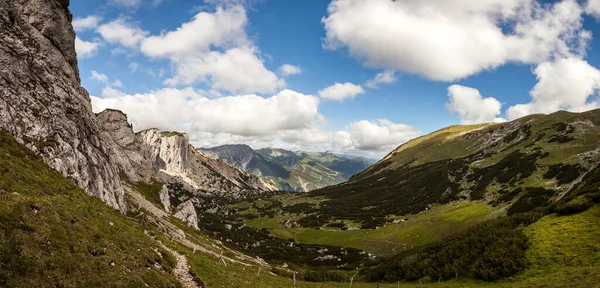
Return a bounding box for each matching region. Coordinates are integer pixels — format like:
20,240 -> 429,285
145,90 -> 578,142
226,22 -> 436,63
0,0 -> 125,211
0,0 -> 275,216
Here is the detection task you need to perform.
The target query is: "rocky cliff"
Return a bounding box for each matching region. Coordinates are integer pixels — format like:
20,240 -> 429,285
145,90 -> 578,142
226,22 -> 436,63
0,0 -> 125,211
96,110 -> 276,200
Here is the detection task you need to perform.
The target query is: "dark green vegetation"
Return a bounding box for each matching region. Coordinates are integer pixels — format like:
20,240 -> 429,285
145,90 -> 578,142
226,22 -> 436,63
306,110 -> 600,227
201,145 -> 373,191
364,212 -> 539,282
233,109 -> 600,285
160,183 -> 374,272
0,131 -> 180,287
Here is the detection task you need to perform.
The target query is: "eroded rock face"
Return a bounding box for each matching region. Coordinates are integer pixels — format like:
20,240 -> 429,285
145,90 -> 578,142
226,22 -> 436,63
174,200 -> 199,230
0,0 -> 125,212
160,184 -> 171,213
97,109 -> 151,182
135,128 -> 276,195
137,129 -> 190,174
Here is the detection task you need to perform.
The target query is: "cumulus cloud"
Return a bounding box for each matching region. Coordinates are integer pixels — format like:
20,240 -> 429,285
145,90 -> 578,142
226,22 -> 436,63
345,119 -> 421,152
91,88 -> 320,136
162,47 -> 284,94
141,6 -> 249,57
318,82 -> 364,101
73,16 -> 102,32
279,64 -> 303,77
91,88 -> 417,157
75,37 -> 101,59
97,19 -> 148,48
446,85 -> 506,124
507,58 -> 600,120
586,0 -> 600,18
365,70 -> 396,88
322,0 -> 590,81
138,5 -> 283,94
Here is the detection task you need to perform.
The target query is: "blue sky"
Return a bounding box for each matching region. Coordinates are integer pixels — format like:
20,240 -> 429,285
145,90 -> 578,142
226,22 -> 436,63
70,0 -> 600,157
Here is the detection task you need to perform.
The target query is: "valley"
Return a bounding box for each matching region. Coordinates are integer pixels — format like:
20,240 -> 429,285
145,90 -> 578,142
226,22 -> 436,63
201,145 -> 373,192
1,0 -> 600,287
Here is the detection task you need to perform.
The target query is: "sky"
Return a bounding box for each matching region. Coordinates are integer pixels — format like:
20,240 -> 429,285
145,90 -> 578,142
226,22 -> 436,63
71,0 -> 600,158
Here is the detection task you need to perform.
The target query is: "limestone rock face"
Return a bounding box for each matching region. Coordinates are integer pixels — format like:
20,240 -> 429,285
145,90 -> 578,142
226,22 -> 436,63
0,0 -> 125,212
159,184 -> 171,213
96,109 -> 151,182
135,128 -> 276,196
174,200 -> 199,230
137,129 -> 190,174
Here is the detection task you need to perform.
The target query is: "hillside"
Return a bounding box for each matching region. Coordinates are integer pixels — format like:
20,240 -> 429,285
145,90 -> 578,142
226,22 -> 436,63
201,145 -> 373,192
2,0 -> 600,286
306,110 -> 600,224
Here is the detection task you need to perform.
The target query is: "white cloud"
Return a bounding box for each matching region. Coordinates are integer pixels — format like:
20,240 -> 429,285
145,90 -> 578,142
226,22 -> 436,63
318,82 -> 364,101
446,85 -> 506,124
322,0 -> 589,81
97,19 -> 148,48
279,64 -> 303,77
365,70 -> 396,88
91,71 -> 109,84
129,62 -> 140,73
90,87 -> 417,157
112,80 -> 124,87
108,0 -> 142,8
101,86 -> 127,99
345,119 -> 421,152
73,16 -> 102,32
75,37 -> 101,59
507,58 -> 600,120
587,0 -> 600,18
163,47 -> 284,94
91,88 -> 320,136
137,5 -> 284,94
141,6 -> 249,57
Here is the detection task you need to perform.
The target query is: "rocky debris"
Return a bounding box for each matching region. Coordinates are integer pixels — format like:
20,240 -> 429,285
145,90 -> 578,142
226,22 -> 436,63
160,243 -> 204,288
283,220 -> 298,228
0,0 -> 125,211
174,200 -> 199,230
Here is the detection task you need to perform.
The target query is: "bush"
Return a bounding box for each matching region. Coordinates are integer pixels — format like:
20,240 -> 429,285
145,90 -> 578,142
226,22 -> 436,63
554,196 -> 595,215
363,215 -> 531,283
303,270 -> 348,282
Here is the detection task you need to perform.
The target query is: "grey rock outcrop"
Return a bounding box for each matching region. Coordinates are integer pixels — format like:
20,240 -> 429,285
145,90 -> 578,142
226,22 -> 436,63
160,184 -> 171,213
174,200 -> 199,230
97,109 -> 151,182
134,128 -> 276,195
0,0 -> 125,211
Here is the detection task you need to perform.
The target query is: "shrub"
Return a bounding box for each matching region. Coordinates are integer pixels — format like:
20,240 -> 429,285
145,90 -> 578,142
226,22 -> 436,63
554,196 -> 595,215
363,215 -> 531,283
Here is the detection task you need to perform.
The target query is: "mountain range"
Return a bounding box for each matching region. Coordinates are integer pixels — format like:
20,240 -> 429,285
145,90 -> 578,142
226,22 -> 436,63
200,145 -> 373,192
1,1 -> 599,287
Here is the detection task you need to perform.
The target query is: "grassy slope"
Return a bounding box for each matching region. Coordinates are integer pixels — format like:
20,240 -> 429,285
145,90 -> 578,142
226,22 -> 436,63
0,131 -> 180,287
245,201 -> 497,256
166,205 -> 600,288
1,128 -> 597,287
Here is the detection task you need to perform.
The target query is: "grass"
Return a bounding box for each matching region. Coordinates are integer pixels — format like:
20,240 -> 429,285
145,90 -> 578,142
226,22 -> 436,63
517,204 -> 600,284
132,180 -> 165,208
0,131 -> 180,287
246,201 -> 497,256
161,131 -> 186,137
